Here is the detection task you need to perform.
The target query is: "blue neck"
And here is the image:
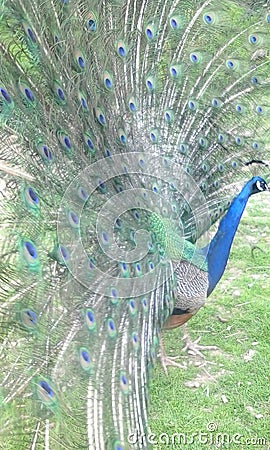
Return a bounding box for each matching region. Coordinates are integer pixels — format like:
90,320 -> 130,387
203,181 -> 254,296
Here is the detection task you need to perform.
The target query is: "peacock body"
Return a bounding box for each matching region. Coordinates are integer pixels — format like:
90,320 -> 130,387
0,0 -> 270,448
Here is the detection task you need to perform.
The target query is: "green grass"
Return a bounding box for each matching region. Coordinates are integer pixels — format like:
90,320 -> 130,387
149,192 -> 270,450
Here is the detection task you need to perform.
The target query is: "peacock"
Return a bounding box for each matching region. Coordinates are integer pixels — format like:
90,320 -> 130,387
0,0 -> 270,448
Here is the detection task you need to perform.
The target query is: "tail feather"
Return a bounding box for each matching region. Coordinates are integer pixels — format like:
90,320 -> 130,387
1,0 -> 270,448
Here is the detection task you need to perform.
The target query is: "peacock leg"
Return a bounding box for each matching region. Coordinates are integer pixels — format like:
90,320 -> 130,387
181,324 -> 219,358
158,335 -> 187,375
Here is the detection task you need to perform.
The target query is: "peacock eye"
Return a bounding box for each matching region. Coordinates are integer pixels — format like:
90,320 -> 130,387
256,180 -> 267,191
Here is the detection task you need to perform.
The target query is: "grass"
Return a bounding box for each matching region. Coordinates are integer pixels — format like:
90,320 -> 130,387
149,192 -> 270,450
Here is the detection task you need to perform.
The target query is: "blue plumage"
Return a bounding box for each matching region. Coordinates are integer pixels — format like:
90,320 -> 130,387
206,177 -> 268,295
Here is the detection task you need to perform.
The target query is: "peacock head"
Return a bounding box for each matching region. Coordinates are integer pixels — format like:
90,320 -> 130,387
249,176 -> 268,195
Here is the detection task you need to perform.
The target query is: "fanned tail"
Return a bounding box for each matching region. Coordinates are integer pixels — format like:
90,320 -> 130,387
1,1 -> 270,448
